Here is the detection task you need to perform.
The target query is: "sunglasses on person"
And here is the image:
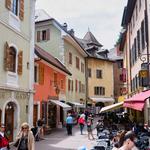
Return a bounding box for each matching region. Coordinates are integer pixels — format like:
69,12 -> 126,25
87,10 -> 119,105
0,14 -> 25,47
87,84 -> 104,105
22,127 -> 28,130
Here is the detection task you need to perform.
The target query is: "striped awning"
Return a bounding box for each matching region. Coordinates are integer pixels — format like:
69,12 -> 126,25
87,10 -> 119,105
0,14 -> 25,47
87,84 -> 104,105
50,100 -> 71,110
90,97 -> 115,103
100,102 -> 124,113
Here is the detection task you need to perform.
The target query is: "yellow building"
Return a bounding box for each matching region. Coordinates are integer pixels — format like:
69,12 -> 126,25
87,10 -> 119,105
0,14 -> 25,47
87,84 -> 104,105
78,31 -> 114,114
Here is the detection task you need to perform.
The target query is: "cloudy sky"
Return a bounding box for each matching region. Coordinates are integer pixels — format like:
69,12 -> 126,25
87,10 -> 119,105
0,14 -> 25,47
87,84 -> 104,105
36,0 -> 127,49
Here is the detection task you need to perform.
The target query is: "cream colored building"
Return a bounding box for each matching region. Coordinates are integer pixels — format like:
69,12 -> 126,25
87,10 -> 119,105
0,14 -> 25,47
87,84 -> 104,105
35,10 -> 87,109
121,0 -> 150,124
0,0 -> 35,141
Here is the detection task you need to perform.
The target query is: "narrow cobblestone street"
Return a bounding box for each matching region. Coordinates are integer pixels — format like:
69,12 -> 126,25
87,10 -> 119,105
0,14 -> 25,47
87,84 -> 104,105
35,125 -> 97,150
11,119 -> 98,150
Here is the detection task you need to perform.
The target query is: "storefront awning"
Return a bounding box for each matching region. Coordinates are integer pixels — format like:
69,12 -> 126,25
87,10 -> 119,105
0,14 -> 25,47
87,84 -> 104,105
67,101 -> 85,108
100,102 -> 124,113
123,101 -> 145,111
123,90 -> 150,111
90,97 -> 115,103
125,90 -> 150,102
50,100 -> 71,110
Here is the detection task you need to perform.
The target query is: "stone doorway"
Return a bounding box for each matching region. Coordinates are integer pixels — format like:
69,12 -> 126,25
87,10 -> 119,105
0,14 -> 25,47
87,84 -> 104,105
5,102 -> 15,142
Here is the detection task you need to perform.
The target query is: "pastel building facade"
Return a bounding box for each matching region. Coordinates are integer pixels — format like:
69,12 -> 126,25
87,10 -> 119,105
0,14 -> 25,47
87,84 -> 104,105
0,0 -> 35,141
34,45 -> 71,129
77,31 -> 114,114
121,0 -> 150,123
35,10 -> 87,109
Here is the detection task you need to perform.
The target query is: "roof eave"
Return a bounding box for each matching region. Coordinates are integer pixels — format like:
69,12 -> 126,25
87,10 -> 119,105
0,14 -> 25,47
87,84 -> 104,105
87,56 -> 115,63
34,48 -> 72,76
35,18 -> 54,24
123,0 -> 136,25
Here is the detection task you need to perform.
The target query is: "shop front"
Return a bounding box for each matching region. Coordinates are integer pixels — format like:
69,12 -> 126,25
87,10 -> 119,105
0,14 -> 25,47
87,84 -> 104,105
40,99 -> 71,130
89,97 -> 115,115
49,100 -> 71,128
123,90 -> 150,124
100,101 -> 124,113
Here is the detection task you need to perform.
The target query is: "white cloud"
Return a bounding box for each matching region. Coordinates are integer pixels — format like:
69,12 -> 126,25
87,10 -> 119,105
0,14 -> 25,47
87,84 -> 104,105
36,0 -> 127,49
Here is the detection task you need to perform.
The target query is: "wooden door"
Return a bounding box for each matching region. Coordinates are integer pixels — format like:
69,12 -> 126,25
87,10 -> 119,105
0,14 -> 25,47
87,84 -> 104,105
60,107 -> 63,124
33,104 -> 38,127
5,106 -> 14,142
48,104 -> 56,128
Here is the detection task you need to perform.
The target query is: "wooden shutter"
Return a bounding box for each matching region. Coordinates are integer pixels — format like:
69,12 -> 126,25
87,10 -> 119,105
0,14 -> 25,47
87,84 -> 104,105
68,79 -> 70,91
69,52 -> 72,64
37,31 -> 41,42
72,80 -> 73,91
4,42 -> 11,71
46,29 -> 50,41
75,80 -> 78,92
19,0 -> 24,20
5,0 -> 11,10
17,51 -> 23,75
38,64 -> 44,85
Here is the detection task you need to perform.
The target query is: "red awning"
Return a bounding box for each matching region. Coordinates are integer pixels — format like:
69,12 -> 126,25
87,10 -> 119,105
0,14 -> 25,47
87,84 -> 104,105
123,101 -> 145,111
123,90 -> 150,111
125,90 -> 150,102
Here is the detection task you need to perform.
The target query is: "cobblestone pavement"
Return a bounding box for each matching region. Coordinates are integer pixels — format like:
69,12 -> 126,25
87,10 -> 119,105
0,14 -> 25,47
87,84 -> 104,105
11,118 -> 99,150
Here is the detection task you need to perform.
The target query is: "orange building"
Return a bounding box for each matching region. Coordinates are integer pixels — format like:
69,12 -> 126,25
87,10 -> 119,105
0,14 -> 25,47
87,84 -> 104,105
34,45 -> 71,129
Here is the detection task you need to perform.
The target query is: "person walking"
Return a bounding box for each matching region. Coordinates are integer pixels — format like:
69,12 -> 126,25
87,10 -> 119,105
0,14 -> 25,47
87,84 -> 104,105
14,122 -> 35,150
78,114 -> 85,135
0,124 -> 9,150
36,118 -> 44,140
87,118 -> 94,140
66,113 -> 73,135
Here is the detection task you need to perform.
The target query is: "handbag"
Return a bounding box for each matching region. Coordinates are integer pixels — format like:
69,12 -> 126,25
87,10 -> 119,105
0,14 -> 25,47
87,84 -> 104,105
0,136 -> 9,148
13,139 -> 20,147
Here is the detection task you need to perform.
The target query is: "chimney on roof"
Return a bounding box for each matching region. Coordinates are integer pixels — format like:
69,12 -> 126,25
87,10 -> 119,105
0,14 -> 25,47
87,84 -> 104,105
69,29 -> 75,36
62,22 -> 68,30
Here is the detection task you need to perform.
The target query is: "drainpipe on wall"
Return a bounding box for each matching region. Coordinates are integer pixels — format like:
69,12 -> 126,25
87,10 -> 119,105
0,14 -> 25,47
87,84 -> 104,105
145,0 -> 150,87
85,57 -> 88,108
145,0 -> 150,124
128,21 -> 131,98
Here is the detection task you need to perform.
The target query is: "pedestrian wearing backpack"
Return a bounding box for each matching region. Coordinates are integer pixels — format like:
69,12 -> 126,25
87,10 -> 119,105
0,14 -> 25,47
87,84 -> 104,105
78,114 -> 85,135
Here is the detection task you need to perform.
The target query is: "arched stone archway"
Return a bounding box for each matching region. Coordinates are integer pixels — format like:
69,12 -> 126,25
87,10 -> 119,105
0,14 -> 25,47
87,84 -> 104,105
5,102 -> 16,142
2,99 -> 20,142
